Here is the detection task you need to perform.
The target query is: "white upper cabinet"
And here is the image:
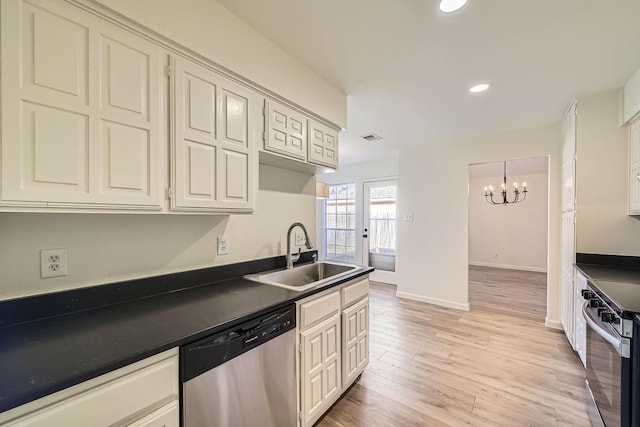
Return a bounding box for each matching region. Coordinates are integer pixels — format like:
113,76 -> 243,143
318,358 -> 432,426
170,56 -> 256,212
561,100 -> 577,213
1,0 -> 337,213
264,99 -> 307,160
307,119 -> 339,169
623,67 -> 640,124
262,99 -> 341,172
1,0 -> 163,210
629,118 -> 640,215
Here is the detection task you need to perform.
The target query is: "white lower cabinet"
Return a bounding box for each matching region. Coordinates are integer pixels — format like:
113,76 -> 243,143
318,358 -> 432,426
300,313 -> 342,426
574,270 -> 588,368
297,276 -> 370,427
0,349 -> 179,427
560,211 -> 576,348
342,297 -> 369,386
127,401 -> 179,427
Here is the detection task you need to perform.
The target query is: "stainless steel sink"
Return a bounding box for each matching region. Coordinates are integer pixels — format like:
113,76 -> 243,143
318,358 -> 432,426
245,262 -> 362,291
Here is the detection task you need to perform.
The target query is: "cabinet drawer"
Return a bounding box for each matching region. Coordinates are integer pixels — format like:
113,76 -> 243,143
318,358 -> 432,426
341,279 -> 369,307
1,349 -> 179,427
299,291 -> 340,330
127,400 -> 179,427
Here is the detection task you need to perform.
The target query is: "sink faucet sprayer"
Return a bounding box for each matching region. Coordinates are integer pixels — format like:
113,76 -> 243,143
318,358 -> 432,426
286,222 -> 313,269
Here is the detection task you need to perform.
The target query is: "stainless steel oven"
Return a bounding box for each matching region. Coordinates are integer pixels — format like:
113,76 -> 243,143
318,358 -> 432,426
582,291 -> 633,426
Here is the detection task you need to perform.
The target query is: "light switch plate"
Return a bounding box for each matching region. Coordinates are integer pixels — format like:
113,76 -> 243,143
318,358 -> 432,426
217,237 -> 229,255
403,212 -> 414,221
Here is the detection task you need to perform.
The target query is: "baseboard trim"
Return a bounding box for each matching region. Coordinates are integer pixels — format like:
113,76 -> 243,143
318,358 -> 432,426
469,261 -> 547,273
396,291 -> 470,311
545,318 -> 563,330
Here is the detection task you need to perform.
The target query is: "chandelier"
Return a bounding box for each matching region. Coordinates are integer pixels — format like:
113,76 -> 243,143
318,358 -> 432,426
483,161 -> 528,205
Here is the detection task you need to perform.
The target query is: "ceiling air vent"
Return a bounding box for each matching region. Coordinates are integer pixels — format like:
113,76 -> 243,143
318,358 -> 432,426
361,133 -> 383,142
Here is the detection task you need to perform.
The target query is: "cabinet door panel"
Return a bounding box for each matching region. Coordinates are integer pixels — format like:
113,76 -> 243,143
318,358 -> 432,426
5,102 -> 90,202
100,36 -> 149,120
324,358 -> 340,399
341,297 -> 369,387
172,57 -> 254,211
100,121 -> 150,196
629,120 -> 640,214
187,141 -> 216,197
631,167 -> 640,213
221,89 -> 248,147
94,24 -> 162,207
185,74 -> 217,138
173,60 -> 218,208
220,150 -> 248,202
301,314 -> 341,427
561,102 -> 576,212
307,120 -> 338,168
21,2 -> 89,106
265,100 -> 307,160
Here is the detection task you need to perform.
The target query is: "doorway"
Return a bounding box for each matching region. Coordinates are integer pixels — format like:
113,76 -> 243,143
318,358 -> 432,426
467,156 -> 549,317
363,179 -> 397,284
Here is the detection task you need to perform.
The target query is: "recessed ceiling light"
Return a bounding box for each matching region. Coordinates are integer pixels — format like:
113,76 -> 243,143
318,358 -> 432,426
470,82 -> 491,93
439,0 -> 468,13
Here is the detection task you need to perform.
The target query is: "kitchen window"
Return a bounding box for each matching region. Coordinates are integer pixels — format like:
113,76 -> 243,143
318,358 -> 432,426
325,183 -> 356,264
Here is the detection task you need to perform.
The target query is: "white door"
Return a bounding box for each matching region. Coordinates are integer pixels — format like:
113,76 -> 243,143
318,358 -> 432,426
363,180 -> 397,284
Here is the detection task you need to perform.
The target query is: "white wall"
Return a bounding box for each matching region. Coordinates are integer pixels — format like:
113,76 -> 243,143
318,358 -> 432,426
0,166 -> 316,300
468,170 -> 548,272
576,90 -> 640,255
95,0 -> 346,127
397,124 -> 561,323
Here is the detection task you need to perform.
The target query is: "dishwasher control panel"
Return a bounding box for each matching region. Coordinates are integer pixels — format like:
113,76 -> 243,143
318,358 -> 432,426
181,304 -> 296,382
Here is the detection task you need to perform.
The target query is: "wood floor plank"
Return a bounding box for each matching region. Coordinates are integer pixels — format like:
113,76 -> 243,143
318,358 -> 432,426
317,266 -> 591,426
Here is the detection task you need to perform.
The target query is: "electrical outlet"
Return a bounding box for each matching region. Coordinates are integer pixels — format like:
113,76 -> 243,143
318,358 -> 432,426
404,212 -> 414,221
217,236 -> 229,255
295,231 -> 306,246
40,248 -> 67,279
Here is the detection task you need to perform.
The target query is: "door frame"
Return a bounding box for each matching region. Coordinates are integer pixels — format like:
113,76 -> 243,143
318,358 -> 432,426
362,178 -> 398,285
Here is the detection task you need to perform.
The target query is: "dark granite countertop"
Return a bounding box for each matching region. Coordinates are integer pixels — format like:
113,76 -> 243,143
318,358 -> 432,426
0,254 -> 373,414
575,253 -> 640,317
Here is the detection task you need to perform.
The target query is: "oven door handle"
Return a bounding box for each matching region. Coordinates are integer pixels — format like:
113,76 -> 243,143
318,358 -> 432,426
582,302 -> 630,358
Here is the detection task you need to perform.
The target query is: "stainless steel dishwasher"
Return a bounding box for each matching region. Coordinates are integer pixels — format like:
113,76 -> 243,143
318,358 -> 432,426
181,304 -> 297,427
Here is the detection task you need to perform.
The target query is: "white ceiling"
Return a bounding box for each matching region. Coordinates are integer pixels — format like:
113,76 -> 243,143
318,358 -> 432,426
216,0 -> 640,166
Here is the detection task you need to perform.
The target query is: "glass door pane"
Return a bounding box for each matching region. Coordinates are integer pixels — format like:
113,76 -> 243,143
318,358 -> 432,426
325,183 -> 356,264
365,180 -> 397,277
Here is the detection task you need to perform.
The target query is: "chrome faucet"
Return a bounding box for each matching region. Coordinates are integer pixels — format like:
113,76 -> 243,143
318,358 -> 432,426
286,222 -> 313,268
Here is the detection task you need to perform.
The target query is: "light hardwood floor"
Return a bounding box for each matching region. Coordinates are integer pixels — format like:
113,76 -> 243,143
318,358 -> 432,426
318,266 -> 590,426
